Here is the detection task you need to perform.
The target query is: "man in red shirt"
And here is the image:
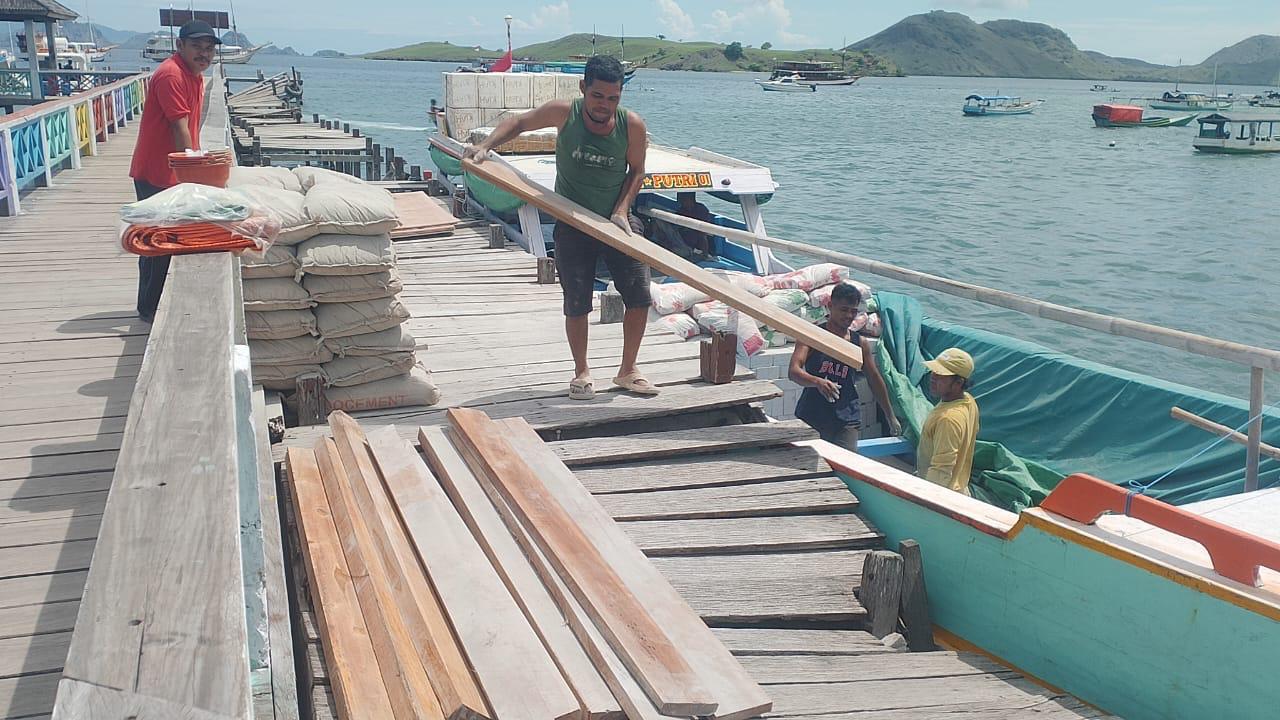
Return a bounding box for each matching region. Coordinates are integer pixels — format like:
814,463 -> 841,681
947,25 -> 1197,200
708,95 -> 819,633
128,21 -> 218,322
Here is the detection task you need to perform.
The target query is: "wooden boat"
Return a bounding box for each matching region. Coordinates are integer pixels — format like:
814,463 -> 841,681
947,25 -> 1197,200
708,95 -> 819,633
769,60 -> 859,86
1148,91 -> 1232,111
756,75 -> 816,93
1193,114 -> 1280,154
963,95 -> 1043,116
1092,104 -> 1196,128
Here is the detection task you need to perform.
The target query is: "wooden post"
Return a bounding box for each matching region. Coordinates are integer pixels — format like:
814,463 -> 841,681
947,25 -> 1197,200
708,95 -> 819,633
342,122 -> 350,134
410,165 -> 423,181
364,137 -> 374,180
897,540 -> 935,651
23,19 -> 42,101
487,223 -> 504,249
1245,367 -> 1265,492
394,156 -> 406,181
451,188 -> 466,217
370,142 -> 381,180
536,258 -> 557,285
699,332 -> 736,384
311,112 -> 319,123
295,374 -> 327,426
384,147 -> 395,179
858,550 -> 904,639
252,136 -> 262,166
599,290 -> 625,324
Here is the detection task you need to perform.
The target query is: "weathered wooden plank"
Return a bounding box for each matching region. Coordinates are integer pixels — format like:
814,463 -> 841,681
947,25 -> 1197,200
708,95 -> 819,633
0,416 -> 127,445
574,446 -> 832,495
621,514 -> 882,556
898,539 -> 936,652
450,409 -> 716,717
0,571 -> 87,610
492,417 -> 773,720
0,435 -> 122,461
739,651 -> 1008,685
0,513 -> 101,548
415,426 -> 622,720
0,472 -> 114,502
0,537 -> 95,578
597,477 -> 856,521
53,678 -> 242,719
285,447 -> 397,720
860,551 -> 905,639
0,630 -> 70,678
0,490 -> 107,523
314,437 -> 444,720
710,628 -> 893,657
57,254 -> 251,719
0,670 -> 58,718
330,417 -> 489,720
762,675 -> 1072,717
375,419 -> 580,720
764,696 -> 1116,720
0,599 -> 80,640
549,420 -> 818,467
0,451 -> 119,482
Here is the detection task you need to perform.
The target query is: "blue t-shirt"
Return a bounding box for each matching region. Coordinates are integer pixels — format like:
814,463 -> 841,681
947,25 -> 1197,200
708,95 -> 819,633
794,331 -> 862,434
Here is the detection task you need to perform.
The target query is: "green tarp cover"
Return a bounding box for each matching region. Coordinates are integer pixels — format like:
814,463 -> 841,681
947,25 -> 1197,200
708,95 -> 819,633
873,292 -> 1280,512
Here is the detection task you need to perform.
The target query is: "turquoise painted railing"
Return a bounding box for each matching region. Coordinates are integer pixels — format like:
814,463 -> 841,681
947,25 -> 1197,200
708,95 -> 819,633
0,72 -> 150,216
0,69 -> 141,100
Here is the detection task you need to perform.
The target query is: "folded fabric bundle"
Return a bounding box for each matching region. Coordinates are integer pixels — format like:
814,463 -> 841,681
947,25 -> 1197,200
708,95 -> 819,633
121,222 -> 259,256
120,182 -> 251,224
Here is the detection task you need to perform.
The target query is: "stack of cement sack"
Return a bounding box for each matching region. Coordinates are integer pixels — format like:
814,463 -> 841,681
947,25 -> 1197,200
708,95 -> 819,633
230,166 -> 440,412
647,264 -> 880,356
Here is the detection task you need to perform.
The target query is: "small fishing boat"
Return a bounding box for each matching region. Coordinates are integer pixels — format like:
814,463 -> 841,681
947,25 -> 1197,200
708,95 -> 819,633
1089,83 -> 1118,92
1149,90 -> 1232,111
1092,103 -> 1196,128
962,95 -> 1043,116
756,75 -> 816,93
1193,114 -> 1280,154
769,60 -> 858,86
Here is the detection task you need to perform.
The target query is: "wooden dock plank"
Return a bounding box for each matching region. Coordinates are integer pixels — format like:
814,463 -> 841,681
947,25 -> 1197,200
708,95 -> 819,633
574,445 -> 832,495
623,515 -> 882,556
711,629 -> 894,657
0,600 -> 80,641
548,420 -> 818,467
0,630 -> 70,678
597,477 -> 857,521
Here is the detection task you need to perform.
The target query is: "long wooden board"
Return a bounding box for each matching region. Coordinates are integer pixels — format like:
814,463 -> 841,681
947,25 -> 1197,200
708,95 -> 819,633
448,408 -> 717,717
462,154 -> 862,369
414,426 -> 623,720
373,421 -> 580,720
547,420 -> 818,467
482,414 -> 773,720
285,447 -> 395,720
327,414 -> 488,720
621,514 -> 883,556
573,445 -> 831,495
596,477 -> 857,521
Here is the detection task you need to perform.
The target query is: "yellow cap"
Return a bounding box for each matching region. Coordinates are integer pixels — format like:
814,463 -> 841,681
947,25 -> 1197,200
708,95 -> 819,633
924,347 -> 974,379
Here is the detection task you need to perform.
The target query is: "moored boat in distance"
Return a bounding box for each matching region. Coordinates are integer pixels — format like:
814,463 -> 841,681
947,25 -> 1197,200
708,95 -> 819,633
1092,103 -> 1196,128
769,60 -> 859,86
756,75 -> 817,93
142,34 -> 267,64
962,94 -> 1043,116
1193,114 -> 1280,154
1148,90 -> 1232,111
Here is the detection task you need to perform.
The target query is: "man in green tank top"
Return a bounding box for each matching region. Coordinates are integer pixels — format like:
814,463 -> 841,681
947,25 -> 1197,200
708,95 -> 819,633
466,56 -> 657,400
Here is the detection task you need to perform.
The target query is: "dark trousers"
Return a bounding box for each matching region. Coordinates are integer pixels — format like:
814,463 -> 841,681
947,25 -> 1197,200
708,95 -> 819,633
133,180 -> 171,320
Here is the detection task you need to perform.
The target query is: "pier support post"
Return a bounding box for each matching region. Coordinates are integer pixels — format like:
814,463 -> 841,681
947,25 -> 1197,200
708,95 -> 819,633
700,332 -> 737,384
536,257 -> 557,285
295,374 -> 327,426
487,223 -> 505,249
600,290 -> 625,324
859,550 -> 905,640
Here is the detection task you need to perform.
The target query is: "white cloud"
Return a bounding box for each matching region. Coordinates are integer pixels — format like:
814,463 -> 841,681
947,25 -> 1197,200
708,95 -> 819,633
705,0 -> 811,47
513,2 -> 572,33
950,0 -> 1031,10
655,0 -> 695,39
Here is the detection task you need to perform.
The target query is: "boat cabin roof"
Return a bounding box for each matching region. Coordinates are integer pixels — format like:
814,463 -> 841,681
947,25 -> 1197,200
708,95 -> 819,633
966,94 -> 1018,101
1199,114 -> 1280,123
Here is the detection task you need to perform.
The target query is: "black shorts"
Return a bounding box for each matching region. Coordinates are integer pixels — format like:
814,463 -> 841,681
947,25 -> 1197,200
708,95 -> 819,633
552,219 -> 652,318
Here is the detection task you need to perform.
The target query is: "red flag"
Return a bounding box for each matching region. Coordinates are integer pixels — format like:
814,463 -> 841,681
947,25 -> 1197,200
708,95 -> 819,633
488,51 -> 513,73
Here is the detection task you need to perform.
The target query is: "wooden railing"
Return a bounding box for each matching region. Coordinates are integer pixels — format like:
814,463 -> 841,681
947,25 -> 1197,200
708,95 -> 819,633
0,71 -> 149,216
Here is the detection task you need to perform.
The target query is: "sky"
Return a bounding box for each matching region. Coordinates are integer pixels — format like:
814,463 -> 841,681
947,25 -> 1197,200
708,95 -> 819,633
86,1 -> 1278,64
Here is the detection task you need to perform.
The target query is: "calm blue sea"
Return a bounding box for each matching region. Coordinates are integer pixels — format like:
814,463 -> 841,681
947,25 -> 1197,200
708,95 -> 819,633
131,51 -> 1278,402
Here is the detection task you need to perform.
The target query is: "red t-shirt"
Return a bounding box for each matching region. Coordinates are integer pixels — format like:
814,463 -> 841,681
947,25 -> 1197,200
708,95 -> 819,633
129,55 -> 205,188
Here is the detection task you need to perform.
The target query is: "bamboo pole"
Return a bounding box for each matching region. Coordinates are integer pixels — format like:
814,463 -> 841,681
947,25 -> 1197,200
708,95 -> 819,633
1246,368 -> 1266,490
1171,406 -> 1280,463
642,207 -> 1280,372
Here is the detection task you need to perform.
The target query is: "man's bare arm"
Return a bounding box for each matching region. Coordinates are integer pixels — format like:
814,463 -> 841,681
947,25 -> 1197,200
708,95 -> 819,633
169,116 -> 193,152
610,111 -> 648,233
464,99 -> 571,162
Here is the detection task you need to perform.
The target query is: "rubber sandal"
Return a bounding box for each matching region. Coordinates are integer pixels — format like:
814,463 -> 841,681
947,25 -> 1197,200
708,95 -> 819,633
569,377 -> 595,400
612,372 -> 660,395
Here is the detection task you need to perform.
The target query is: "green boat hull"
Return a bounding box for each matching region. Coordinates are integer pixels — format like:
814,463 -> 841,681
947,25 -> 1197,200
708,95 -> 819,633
429,145 -> 464,177
463,171 -> 525,213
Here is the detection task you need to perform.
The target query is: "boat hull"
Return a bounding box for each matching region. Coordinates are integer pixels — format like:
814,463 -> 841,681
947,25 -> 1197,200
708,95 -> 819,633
1150,101 -> 1231,111
799,77 -> 858,86
758,82 -> 815,93
963,107 -> 1036,116
1093,113 -> 1197,128
1193,141 -> 1280,154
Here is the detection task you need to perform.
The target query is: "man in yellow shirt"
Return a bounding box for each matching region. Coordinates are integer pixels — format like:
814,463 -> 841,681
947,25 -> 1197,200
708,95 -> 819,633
917,348 -> 980,495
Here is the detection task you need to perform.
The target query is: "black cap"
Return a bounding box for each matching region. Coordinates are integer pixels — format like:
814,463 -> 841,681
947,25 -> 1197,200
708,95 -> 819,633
178,21 -> 223,44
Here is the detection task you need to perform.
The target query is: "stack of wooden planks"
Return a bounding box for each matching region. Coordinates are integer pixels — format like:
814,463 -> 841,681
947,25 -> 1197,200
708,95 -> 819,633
285,409 -> 771,720
391,192 -> 457,239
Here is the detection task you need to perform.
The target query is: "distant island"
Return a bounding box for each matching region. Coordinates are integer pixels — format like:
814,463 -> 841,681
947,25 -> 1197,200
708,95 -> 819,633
852,11 -> 1280,84
363,35 -> 899,76
313,49 -> 348,58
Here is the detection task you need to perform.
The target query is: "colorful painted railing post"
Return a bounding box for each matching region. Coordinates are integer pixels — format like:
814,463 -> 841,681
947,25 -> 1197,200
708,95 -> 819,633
75,99 -> 95,159
0,127 -> 20,216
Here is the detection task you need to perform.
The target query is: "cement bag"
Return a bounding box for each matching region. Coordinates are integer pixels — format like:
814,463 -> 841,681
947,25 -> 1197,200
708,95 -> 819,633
296,233 -> 395,276
799,305 -> 829,325
761,326 -> 791,348
863,313 -> 883,338
303,184 -> 399,235
649,281 -> 710,315
252,363 -> 324,391
293,165 -> 365,192
689,300 -> 766,357
242,277 -> 313,311
763,289 -> 809,314
303,270 -> 403,303
651,311 -> 701,339
707,269 -> 772,297
323,352 -> 417,387
232,185 -> 318,245
241,243 -> 299,280
227,166 -> 304,194
249,336 -> 333,365
323,325 -> 418,358
245,309 -> 317,341
315,296 -> 411,338
808,280 -> 873,308
325,364 -> 441,412
769,263 -> 850,292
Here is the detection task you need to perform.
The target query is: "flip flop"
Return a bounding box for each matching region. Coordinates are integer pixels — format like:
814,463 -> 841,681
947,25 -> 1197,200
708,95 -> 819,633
612,371 -> 661,395
569,377 -> 595,400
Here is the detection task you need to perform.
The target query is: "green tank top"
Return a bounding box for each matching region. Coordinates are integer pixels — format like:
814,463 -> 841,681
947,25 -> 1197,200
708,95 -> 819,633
555,98 -> 629,218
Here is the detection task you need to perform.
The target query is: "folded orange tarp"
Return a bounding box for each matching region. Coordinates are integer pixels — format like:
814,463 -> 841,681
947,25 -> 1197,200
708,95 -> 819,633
122,223 -> 258,257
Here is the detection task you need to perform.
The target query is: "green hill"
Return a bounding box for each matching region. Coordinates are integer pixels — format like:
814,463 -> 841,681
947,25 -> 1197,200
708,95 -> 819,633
850,11 -> 1280,84
366,33 -> 898,75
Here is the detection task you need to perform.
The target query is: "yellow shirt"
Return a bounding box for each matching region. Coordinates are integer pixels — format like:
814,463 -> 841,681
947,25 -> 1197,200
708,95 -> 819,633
917,393 -> 980,495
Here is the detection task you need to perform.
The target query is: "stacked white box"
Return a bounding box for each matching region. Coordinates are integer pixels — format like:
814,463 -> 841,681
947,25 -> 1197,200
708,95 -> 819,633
532,74 -> 559,106
445,108 -> 479,140
556,73 -> 581,99
476,74 -> 505,109
502,74 -> 533,109
444,73 -> 478,107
